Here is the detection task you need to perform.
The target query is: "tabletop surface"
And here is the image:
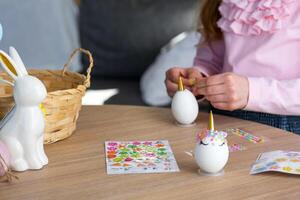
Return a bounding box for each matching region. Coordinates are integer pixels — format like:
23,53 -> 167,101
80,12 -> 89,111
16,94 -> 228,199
1,105 -> 300,200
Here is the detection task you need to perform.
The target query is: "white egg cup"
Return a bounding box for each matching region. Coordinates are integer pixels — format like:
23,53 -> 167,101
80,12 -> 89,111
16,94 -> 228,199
174,120 -> 196,128
197,169 -> 225,177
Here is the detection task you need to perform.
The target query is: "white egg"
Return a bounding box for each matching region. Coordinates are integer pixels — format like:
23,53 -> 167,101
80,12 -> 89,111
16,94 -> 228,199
194,132 -> 229,175
171,89 -> 198,125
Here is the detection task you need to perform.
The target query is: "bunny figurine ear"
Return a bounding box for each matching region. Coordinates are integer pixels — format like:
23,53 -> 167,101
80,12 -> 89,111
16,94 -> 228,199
0,50 -> 22,80
9,47 -> 28,76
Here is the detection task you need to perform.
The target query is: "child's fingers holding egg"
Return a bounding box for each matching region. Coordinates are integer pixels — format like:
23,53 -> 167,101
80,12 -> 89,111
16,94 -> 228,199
201,72 -> 249,111
165,67 -> 188,83
206,94 -> 228,103
206,73 -> 227,86
165,67 -> 183,97
165,79 -> 178,97
165,67 -> 192,97
197,84 -> 226,96
186,67 -> 205,86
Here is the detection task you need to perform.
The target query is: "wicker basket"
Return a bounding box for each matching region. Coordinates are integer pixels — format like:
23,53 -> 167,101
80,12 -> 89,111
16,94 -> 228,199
0,48 -> 94,144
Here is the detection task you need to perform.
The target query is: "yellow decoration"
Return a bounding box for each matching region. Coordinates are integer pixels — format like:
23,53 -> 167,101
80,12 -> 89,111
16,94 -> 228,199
0,54 -> 17,76
39,104 -> 46,116
208,110 -> 214,131
291,159 -> 300,163
275,158 -> 287,162
189,78 -> 196,86
178,76 -> 184,91
282,166 -> 293,172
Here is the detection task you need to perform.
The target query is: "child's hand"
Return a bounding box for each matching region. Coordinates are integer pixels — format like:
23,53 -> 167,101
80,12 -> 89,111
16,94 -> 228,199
195,72 -> 249,111
165,67 -> 204,97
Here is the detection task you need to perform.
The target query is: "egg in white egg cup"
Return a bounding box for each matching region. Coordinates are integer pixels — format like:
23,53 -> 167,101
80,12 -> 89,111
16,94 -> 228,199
194,111 -> 229,176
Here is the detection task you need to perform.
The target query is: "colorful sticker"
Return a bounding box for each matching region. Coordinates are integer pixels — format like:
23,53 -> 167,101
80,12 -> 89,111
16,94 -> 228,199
226,128 -> 264,144
250,151 -> 300,175
105,140 -> 180,174
229,144 -> 246,152
197,129 -> 227,146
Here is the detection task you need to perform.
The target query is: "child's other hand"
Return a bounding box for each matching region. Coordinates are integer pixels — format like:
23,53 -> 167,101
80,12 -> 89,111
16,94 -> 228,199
165,67 -> 204,97
195,72 -> 249,111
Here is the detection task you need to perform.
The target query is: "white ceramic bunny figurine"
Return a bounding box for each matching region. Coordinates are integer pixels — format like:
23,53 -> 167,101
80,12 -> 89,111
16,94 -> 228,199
0,47 -> 48,171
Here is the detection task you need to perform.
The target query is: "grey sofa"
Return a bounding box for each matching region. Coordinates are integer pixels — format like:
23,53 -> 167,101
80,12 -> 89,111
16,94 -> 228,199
79,0 -> 200,105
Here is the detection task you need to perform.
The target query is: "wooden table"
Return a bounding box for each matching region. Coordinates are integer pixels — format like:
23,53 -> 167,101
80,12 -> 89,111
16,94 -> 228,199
1,105 -> 300,200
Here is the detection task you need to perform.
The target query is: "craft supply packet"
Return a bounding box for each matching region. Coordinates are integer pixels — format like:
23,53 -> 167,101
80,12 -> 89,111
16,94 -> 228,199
250,150 -> 300,175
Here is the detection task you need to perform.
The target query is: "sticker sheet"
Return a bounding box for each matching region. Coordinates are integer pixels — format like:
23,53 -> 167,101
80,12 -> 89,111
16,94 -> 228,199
250,150 -> 300,175
105,140 -> 180,174
226,128 -> 264,144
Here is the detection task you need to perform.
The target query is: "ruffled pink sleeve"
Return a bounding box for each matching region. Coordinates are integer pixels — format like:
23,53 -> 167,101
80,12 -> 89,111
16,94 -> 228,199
217,0 -> 295,36
193,40 -> 225,76
246,77 -> 300,115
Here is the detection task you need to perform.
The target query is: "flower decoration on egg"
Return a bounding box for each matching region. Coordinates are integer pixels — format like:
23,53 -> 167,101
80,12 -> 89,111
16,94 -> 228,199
198,130 -> 228,147
197,112 -> 227,147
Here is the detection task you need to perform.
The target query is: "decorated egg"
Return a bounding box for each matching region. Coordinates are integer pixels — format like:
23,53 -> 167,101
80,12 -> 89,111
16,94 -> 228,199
194,111 -> 229,175
0,140 -> 10,177
171,76 -> 198,125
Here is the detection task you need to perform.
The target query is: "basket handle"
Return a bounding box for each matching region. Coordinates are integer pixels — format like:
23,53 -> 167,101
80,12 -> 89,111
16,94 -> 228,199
62,48 -> 94,88
0,154 -> 19,182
